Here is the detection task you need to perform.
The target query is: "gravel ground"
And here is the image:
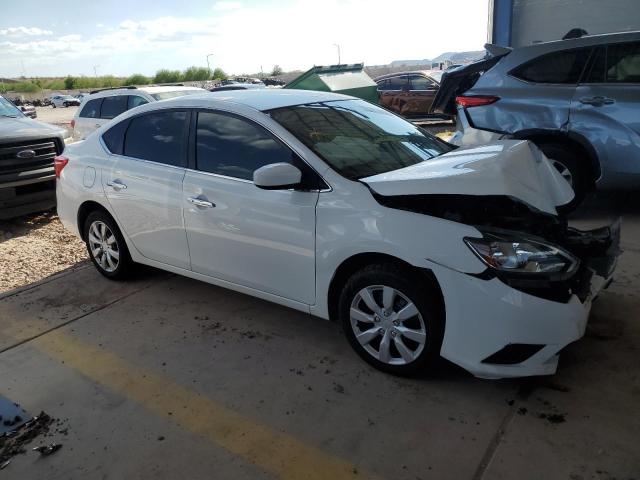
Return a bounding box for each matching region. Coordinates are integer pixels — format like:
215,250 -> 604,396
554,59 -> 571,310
0,210 -> 87,293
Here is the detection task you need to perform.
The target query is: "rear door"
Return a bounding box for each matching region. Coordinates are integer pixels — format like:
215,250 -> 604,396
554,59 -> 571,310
404,74 -> 438,117
182,110 -> 319,304
377,75 -> 410,115
102,110 -> 191,269
570,41 -> 640,184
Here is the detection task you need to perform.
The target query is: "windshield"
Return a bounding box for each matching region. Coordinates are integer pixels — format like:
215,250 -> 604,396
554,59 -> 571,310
0,96 -> 22,117
150,89 -> 204,100
268,99 -> 452,180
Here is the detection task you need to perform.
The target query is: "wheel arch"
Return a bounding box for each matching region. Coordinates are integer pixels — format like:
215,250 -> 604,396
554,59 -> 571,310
512,129 -> 601,188
77,200 -> 113,241
326,252 -> 445,323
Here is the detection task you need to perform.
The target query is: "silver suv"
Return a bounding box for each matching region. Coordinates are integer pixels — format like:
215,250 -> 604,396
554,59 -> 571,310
432,31 -> 640,209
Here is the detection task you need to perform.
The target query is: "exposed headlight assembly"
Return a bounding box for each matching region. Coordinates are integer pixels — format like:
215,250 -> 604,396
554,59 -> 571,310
465,233 -> 579,275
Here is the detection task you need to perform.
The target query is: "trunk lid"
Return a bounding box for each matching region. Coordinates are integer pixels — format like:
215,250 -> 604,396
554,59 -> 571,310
430,44 -> 510,115
361,140 -> 574,215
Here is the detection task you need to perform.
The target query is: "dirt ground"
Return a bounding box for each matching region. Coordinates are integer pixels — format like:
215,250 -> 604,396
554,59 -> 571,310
0,210 -> 87,293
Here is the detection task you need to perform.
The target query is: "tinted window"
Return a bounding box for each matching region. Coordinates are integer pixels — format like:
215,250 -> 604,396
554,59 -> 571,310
128,95 -> 149,109
269,99 -> 452,180
124,111 -> 188,167
101,95 -> 128,119
376,79 -> 390,91
606,42 -> 640,83
387,76 -> 408,90
102,120 -> 129,155
80,98 -> 102,118
196,111 -> 294,180
583,47 -> 606,83
408,75 -> 435,90
512,48 -> 591,84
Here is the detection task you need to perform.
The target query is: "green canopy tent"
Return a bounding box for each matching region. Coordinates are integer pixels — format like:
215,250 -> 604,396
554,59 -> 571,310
284,63 -> 379,103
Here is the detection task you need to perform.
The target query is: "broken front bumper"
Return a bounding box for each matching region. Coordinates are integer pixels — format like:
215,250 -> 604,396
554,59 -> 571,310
431,220 -> 620,379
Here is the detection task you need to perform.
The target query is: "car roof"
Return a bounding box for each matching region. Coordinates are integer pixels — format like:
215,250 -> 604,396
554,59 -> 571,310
374,70 -> 440,81
158,89 -> 354,111
516,30 -> 640,52
87,85 -> 204,99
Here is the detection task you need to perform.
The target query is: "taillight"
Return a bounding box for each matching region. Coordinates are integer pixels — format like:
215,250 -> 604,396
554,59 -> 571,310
54,155 -> 69,179
455,95 -> 500,108
70,119 -> 75,128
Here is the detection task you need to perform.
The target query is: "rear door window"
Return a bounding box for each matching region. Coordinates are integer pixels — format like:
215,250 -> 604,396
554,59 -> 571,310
606,42 -> 640,83
512,48 -> 592,84
387,76 -> 408,90
101,95 -> 128,119
79,98 -> 103,118
123,111 -> 188,167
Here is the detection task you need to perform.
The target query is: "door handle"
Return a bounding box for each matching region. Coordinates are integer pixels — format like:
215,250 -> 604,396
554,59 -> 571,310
580,96 -> 615,106
106,180 -> 127,190
188,196 -> 215,208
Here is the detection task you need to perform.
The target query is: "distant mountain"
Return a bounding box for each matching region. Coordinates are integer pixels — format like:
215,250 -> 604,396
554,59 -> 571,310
430,50 -> 485,64
389,59 -> 431,68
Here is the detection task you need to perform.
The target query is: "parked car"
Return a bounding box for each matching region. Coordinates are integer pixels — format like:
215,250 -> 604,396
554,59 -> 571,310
18,104 -> 37,119
71,85 -> 206,141
0,94 -> 66,219
432,31 -> 640,209
375,71 -> 442,118
50,95 -> 81,108
56,90 -> 619,379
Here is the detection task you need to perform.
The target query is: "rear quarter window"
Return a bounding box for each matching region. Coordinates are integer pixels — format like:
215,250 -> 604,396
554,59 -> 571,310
79,98 -> 103,118
102,120 -> 129,155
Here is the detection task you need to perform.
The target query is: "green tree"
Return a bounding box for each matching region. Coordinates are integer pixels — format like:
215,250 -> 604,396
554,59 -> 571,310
212,67 -> 227,80
64,76 -> 76,90
154,69 -> 183,84
182,66 -> 210,81
124,74 -> 151,85
271,65 -> 283,76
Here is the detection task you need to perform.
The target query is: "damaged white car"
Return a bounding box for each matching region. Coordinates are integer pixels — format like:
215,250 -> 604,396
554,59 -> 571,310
56,90 -> 620,379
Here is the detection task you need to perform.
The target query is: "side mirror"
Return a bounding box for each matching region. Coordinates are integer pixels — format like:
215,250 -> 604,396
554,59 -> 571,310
253,163 -> 302,190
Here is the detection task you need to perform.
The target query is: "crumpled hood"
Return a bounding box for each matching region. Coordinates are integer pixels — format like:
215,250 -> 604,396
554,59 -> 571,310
361,140 -> 574,215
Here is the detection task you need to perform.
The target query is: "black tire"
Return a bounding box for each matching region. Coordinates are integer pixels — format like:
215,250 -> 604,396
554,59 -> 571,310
537,142 -> 589,213
339,263 -> 444,376
52,103 -> 56,108
83,210 -> 134,280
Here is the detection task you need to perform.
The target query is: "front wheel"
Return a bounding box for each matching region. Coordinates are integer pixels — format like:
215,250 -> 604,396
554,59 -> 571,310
339,263 -> 444,375
84,211 -> 134,280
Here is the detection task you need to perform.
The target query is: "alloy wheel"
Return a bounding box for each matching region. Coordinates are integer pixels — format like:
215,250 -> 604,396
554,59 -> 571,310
551,159 -> 574,187
349,285 -> 427,365
88,220 -> 120,273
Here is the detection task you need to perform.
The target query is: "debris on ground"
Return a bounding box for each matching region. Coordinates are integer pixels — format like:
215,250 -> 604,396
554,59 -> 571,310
32,443 -> 62,456
538,413 -> 566,424
0,210 -> 87,293
0,411 -> 58,466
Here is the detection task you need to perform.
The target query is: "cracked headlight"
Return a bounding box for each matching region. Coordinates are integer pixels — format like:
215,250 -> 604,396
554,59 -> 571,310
465,233 -> 579,274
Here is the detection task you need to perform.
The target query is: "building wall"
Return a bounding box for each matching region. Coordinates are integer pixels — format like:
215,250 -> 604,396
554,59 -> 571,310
511,0 -> 640,47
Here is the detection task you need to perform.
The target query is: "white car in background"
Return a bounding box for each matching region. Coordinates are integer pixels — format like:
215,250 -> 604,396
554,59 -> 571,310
50,94 -> 81,108
71,85 -> 206,141
56,90 -> 619,379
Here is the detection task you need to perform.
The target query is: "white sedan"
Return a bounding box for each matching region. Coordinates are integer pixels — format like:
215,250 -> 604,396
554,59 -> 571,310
55,90 -> 619,379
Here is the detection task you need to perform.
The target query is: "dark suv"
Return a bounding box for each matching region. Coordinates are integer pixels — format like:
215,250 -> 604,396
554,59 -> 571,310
0,95 -> 66,219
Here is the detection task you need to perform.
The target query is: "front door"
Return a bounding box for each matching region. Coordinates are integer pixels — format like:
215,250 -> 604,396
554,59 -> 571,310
183,110 -> 318,304
102,109 -> 191,269
404,74 -> 438,117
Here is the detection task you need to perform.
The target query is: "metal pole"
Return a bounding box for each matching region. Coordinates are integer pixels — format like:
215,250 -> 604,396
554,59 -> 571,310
93,65 -> 99,78
207,54 -> 214,78
333,44 -> 341,64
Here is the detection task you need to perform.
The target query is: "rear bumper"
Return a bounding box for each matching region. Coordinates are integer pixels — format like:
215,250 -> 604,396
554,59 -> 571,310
449,107 -> 504,147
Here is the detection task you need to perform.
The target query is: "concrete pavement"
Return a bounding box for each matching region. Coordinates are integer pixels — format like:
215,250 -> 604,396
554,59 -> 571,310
0,195 -> 639,479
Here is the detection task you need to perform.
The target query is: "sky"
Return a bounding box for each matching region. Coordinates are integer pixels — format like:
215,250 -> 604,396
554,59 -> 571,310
0,0 -> 489,78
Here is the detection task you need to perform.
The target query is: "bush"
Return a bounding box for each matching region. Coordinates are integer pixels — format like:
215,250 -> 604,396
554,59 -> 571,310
124,74 -> 151,86
212,67 -> 227,80
182,66 -> 210,81
64,76 -> 76,90
154,69 -> 182,84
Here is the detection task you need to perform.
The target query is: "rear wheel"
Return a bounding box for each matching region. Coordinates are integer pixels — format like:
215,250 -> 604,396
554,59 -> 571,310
83,211 -> 133,280
537,142 -> 589,212
339,263 -> 444,375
